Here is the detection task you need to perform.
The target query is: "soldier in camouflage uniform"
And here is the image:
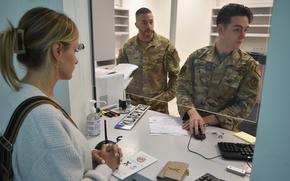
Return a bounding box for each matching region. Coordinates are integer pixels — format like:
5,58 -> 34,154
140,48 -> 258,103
117,8 -> 180,114
176,3 -> 261,133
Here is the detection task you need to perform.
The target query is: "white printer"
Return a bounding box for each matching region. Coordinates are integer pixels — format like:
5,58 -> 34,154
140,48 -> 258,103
95,63 -> 138,109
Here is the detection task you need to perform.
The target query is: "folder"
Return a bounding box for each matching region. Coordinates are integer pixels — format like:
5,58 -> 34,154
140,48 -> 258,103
234,131 -> 256,144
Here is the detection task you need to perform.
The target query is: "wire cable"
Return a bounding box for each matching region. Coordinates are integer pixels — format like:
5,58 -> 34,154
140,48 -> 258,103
246,160 -> 252,168
187,133 -> 221,160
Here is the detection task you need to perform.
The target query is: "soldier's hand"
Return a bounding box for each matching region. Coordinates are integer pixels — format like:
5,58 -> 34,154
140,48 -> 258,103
182,108 -> 206,134
203,115 -> 219,126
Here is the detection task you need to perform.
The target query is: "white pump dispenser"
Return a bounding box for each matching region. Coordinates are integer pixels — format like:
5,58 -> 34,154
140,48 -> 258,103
87,100 -> 104,136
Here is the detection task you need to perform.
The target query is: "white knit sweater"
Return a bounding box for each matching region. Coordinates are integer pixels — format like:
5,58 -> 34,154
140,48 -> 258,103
0,84 -> 112,181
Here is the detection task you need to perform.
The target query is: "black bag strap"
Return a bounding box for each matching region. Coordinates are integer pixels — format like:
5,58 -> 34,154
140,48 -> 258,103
0,96 -> 77,181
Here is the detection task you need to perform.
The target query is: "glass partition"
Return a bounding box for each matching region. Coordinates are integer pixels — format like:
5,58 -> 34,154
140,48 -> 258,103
93,1 -> 272,136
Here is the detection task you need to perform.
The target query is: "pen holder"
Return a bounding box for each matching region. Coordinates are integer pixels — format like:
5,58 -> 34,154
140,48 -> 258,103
119,99 -> 127,110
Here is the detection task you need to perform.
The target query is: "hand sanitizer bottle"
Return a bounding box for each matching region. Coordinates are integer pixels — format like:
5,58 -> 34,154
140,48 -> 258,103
87,100 -> 101,136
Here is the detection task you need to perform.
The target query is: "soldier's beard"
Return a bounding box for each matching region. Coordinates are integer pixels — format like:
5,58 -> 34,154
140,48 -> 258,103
139,30 -> 153,41
144,29 -> 153,36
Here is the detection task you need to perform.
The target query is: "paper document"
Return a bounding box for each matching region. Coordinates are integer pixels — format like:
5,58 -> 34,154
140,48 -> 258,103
113,151 -> 157,180
95,63 -> 138,80
149,116 -> 188,136
95,67 -> 116,77
234,131 -> 256,144
112,63 -> 138,80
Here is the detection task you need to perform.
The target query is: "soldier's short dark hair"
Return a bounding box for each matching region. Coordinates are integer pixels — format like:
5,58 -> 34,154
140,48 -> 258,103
135,7 -> 152,18
216,3 -> 253,26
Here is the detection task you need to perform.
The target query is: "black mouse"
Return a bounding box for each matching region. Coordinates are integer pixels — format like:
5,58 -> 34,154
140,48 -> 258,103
193,126 -> 206,140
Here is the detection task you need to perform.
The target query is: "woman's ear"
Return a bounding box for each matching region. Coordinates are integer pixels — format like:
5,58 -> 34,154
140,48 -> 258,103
51,42 -> 64,62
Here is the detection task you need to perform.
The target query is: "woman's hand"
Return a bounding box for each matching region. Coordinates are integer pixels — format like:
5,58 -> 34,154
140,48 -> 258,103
92,144 -> 123,172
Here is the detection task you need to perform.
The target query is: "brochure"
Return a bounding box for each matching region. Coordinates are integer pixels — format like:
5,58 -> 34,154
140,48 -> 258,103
113,151 -> 157,180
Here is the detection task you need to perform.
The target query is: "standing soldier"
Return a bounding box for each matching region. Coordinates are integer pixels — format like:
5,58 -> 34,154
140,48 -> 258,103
117,7 -> 180,114
176,3 -> 261,134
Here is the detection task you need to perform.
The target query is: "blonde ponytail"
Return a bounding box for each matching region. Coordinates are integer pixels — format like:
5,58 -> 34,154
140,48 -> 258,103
0,23 -> 21,91
0,7 -> 78,91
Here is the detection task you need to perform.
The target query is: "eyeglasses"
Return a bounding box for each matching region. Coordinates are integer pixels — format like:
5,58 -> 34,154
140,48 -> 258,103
76,43 -> 85,52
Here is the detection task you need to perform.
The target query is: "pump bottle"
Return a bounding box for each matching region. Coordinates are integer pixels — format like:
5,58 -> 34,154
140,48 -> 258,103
87,100 -> 102,136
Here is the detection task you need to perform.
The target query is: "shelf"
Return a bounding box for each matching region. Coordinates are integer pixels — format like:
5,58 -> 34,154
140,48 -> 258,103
115,15 -> 129,18
114,9 -> 129,17
114,7 -> 129,11
211,24 -> 270,28
114,8 -> 129,38
250,24 -> 270,28
244,33 -> 269,37
213,14 -> 271,18
115,32 -> 129,35
254,14 -> 272,17
210,33 -> 269,38
114,7 -> 129,59
115,24 -> 129,27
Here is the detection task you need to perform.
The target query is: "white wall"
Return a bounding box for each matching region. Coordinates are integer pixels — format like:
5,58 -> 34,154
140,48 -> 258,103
175,0 -> 215,64
0,0 -> 71,113
122,0 -> 171,39
62,0 -> 94,133
0,0 -> 93,134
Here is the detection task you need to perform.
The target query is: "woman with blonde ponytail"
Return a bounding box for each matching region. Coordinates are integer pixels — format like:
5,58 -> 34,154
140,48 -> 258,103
0,7 -> 122,181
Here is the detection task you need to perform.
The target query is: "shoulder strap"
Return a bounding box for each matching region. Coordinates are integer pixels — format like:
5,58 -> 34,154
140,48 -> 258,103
0,96 -> 77,181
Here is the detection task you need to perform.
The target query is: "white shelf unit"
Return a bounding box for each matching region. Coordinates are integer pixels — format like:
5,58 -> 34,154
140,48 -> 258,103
114,8 -> 129,58
210,6 -> 272,54
114,8 -> 129,36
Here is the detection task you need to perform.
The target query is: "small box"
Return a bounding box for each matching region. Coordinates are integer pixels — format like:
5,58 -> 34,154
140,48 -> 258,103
157,161 -> 189,181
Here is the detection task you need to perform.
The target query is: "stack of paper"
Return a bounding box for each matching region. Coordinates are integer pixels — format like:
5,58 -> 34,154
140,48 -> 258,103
149,116 -> 188,136
112,63 -> 138,80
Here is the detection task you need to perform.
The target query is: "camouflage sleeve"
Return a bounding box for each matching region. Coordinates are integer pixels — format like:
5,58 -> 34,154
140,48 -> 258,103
152,43 -> 180,102
116,45 -> 129,64
217,60 -> 261,131
176,54 -> 196,119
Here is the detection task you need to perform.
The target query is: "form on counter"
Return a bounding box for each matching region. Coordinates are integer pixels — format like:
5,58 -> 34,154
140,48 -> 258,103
113,151 -> 157,180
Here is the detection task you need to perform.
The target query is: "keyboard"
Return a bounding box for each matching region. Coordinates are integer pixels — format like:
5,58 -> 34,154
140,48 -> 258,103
217,142 -> 254,161
114,104 -> 150,130
195,173 -> 225,181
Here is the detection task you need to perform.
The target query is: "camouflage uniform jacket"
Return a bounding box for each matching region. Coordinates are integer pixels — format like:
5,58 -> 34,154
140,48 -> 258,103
117,32 -> 180,113
176,46 -> 260,130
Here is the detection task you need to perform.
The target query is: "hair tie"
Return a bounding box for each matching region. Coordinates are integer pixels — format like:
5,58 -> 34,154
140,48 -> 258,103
14,28 -> 26,55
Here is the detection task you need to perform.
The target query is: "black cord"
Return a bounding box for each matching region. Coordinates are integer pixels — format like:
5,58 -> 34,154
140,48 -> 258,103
245,161 -> 252,176
246,160 -> 252,168
187,133 -> 221,160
